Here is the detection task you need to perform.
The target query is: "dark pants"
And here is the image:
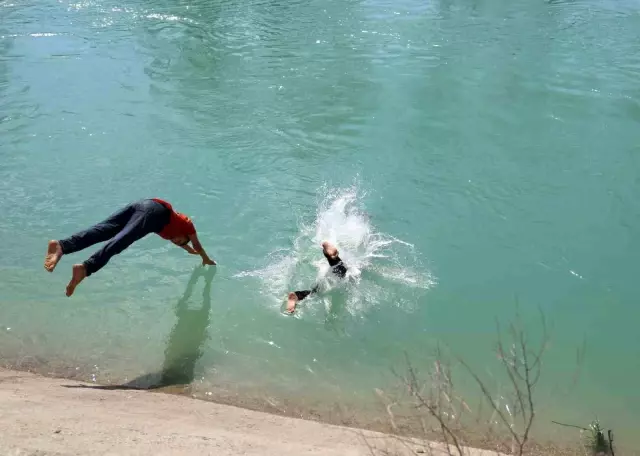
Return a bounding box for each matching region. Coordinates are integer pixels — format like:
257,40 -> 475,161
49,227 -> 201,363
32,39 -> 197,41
294,286 -> 319,301
59,199 -> 170,276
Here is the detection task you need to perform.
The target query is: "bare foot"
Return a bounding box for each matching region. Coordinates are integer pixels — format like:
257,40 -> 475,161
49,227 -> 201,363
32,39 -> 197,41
44,240 -> 63,272
66,264 -> 86,297
286,292 -> 299,314
322,241 -> 338,258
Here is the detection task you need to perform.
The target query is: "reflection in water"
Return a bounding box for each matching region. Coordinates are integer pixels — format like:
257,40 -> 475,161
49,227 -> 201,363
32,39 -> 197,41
159,265 -> 215,386
65,266 -> 216,390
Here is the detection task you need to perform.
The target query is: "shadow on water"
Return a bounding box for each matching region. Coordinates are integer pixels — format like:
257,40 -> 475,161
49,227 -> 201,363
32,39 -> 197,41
322,288 -> 349,335
64,265 -> 216,391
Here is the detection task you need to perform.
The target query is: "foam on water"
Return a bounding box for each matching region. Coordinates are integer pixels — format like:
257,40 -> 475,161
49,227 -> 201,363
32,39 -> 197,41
236,184 -> 436,317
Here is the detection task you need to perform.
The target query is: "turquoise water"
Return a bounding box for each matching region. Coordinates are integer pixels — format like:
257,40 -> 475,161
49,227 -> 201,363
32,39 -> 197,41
2,0 -> 639,450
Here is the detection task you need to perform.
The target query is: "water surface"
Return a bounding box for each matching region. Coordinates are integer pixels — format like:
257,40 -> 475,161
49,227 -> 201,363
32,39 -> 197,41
1,0 -> 639,450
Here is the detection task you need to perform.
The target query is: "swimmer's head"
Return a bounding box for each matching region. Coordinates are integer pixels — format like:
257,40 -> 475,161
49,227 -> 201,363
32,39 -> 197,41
171,236 -> 190,247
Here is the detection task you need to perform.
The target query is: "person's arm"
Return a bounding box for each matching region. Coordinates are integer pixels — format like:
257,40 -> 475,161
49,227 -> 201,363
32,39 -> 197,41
180,244 -> 199,255
188,233 -> 216,266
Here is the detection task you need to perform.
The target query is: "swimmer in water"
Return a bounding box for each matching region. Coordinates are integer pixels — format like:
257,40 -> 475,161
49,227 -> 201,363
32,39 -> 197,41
44,198 -> 216,297
286,241 -> 347,314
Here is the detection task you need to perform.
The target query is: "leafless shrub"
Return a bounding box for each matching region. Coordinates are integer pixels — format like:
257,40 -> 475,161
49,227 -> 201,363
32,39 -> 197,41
367,311 -> 564,456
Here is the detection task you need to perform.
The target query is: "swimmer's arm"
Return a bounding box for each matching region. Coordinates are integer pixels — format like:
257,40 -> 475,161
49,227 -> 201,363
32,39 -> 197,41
188,233 -> 217,266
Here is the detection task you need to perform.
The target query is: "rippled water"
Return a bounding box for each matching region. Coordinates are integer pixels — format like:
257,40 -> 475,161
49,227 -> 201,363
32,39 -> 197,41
1,0 -> 639,450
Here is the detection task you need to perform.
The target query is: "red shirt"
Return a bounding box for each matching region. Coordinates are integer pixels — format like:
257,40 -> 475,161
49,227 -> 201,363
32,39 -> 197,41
153,198 -> 196,240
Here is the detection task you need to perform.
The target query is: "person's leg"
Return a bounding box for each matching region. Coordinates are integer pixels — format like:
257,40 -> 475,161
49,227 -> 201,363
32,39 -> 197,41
65,201 -> 168,296
60,204 -> 136,254
45,203 -> 135,272
294,290 -> 314,301
286,285 -> 319,314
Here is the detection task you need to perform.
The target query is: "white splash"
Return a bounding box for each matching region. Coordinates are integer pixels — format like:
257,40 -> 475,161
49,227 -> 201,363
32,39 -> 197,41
236,183 -> 436,316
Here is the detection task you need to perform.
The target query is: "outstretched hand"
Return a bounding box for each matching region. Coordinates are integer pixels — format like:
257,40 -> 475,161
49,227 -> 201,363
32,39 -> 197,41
203,257 -> 216,266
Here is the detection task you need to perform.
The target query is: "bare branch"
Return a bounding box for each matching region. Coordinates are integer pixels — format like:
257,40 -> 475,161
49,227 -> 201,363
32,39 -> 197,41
404,359 -> 465,456
458,356 -> 521,447
366,310 -> 560,456
551,420 -> 589,431
518,328 -> 535,455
